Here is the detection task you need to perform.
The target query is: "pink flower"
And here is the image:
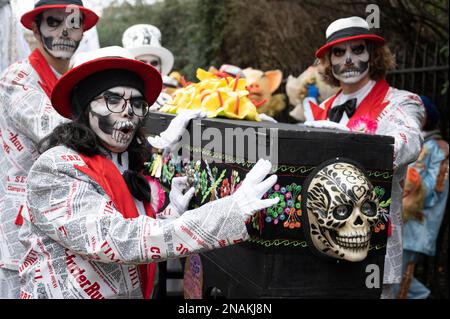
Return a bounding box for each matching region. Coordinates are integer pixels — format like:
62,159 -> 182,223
349,116 -> 378,134
146,176 -> 166,212
220,178 -> 231,198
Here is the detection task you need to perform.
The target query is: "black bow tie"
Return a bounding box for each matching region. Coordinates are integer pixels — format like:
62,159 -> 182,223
328,98 -> 357,123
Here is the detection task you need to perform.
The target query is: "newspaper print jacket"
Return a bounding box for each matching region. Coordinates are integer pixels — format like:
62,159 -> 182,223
0,57 -> 67,298
18,145 -> 249,299
316,83 -> 425,284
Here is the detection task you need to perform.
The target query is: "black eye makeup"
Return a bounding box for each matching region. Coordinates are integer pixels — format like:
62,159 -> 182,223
332,47 -> 346,57
46,16 -> 63,28
351,45 -> 366,55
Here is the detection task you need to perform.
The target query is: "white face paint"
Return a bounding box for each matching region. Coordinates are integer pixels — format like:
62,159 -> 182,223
39,9 -> 84,60
331,40 -> 370,84
136,54 -> 162,73
89,86 -> 143,153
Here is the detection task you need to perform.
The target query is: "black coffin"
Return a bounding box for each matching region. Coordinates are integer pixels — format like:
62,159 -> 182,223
145,111 -> 395,299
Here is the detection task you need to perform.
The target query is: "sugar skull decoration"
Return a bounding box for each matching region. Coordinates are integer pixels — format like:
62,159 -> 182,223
302,160 -> 380,262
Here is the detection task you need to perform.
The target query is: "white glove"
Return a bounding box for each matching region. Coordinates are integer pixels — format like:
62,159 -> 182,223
232,159 -> 280,219
303,120 -> 350,131
259,113 -> 278,123
148,109 -> 207,150
168,176 -> 195,216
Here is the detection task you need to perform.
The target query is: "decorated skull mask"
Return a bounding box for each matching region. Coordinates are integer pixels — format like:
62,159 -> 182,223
304,161 -> 380,262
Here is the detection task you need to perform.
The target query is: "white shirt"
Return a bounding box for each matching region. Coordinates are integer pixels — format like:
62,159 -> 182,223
331,80 -> 376,125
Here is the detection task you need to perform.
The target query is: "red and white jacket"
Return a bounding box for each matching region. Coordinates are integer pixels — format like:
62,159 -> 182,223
0,49 -> 67,298
307,79 -> 425,284
18,145 -> 248,299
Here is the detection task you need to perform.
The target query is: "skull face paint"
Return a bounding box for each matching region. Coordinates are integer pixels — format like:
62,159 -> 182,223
89,87 -> 142,153
331,40 -> 370,84
305,162 -> 380,262
39,9 -> 83,60
136,54 -> 162,73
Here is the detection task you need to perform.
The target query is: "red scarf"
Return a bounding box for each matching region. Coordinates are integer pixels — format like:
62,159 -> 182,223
310,79 -> 390,126
74,154 -> 157,299
28,49 -> 58,98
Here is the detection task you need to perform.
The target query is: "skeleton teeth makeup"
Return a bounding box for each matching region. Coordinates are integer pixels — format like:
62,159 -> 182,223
39,9 -> 83,60
89,86 -> 141,153
304,161 -> 380,262
331,40 -> 370,84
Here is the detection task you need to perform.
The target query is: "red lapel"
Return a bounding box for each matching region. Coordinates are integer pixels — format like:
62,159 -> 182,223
28,49 -> 58,99
311,80 -> 390,126
74,153 -> 156,299
346,80 -> 390,127
310,95 -> 338,121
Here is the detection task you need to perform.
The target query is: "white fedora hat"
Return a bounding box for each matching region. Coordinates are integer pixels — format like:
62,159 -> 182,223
122,24 -> 174,75
316,16 -> 385,58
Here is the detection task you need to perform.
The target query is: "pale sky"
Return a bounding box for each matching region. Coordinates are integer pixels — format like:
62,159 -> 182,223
13,0 -> 159,18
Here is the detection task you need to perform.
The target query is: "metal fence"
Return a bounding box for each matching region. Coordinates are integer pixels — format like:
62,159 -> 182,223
388,42 -> 449,139
387,41 -> 449,299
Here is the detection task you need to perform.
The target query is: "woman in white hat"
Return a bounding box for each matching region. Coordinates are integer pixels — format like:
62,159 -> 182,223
304,16 -> 425,299
122,24 -> 174,76
122,24 -> 176,111
18,46 -> 279,299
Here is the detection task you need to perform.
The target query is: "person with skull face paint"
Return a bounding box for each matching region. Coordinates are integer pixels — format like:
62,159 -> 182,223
304,16 -> 425,298
122,24 -> 175,112
0,0 -> 98,299
18,46 -> 279,299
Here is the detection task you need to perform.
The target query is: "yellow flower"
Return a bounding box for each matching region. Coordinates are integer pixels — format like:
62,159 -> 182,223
159,68 -> 261,121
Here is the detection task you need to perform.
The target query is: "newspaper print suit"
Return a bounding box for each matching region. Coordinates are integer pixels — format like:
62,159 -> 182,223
0,55 -> 68,298
18,145 -> 250,299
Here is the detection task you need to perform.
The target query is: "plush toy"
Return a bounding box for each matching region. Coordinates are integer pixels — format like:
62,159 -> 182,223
286,64 -> 337,122
241,68 -> 286,118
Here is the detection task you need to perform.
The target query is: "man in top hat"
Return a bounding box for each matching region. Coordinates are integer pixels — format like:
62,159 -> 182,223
0,0 -> 98,298
304,16 -> 425,298
122,24 -> 175,111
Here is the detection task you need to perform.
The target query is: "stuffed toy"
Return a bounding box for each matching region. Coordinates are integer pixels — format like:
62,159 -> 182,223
242,68 -> 286,118
286,64 -> 337,122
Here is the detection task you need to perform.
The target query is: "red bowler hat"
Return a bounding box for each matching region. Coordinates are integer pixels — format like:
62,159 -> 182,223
315,16 -> 385,58
51,46 -> 163,119
21,0 -> 99,31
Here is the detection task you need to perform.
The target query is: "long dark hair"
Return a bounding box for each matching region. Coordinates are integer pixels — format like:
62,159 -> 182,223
39,108 -> 151,172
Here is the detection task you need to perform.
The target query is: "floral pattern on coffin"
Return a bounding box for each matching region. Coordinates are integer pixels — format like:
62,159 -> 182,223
146,153 -> 392,253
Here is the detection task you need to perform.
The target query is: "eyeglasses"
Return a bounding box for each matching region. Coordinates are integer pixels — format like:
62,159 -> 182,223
93,92 -> 150,117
